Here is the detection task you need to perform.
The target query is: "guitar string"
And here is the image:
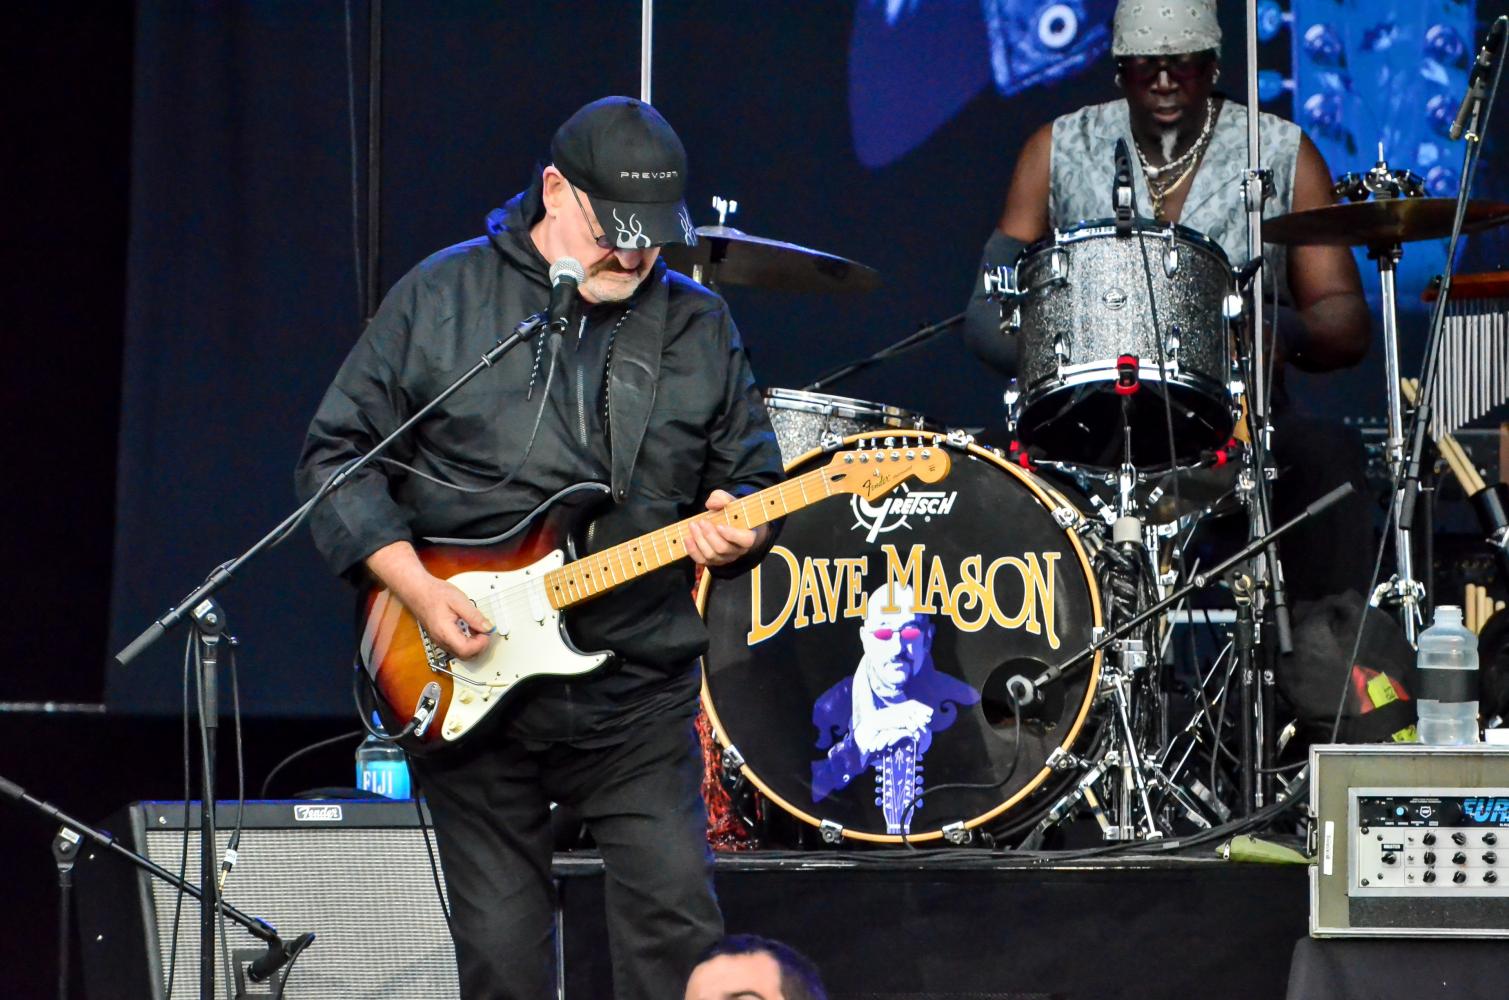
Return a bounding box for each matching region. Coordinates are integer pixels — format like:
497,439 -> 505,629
405,446 -> 936,691
461,467 -> 837,623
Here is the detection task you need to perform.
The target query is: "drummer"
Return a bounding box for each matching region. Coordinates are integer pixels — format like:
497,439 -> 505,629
963,0 -> 1373,603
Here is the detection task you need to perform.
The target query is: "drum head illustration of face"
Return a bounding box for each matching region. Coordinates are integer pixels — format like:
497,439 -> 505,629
701,434 -> 1102,844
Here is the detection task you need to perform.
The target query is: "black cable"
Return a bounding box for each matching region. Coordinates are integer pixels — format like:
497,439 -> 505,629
1039,773 -> 1309,863
278,942 -> 309,998
342,0 -> 365,322
216,641 -> 246,996
259,730 -> 365,800
56,856 -> 69,1000
1132,222 -> 1185,518
261,328 -> 563,561
896,684 -> 1025,847
412,791 -> 452,923
164,633 -> 193,1000
193,640 -> 237,1000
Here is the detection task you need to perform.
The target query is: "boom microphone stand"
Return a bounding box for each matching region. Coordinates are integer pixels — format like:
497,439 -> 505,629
1396,17 -> 1508,615
0,773 -> 312,994
110,308 -> 555,998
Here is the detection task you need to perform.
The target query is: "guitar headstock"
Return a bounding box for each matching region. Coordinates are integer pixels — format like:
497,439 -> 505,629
818,441 -> 953,501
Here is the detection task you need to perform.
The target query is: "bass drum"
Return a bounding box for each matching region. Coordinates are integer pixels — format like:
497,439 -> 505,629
699,431 -> 1103,844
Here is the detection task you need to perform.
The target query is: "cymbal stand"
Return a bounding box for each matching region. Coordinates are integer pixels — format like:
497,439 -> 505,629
1368,234 -> 1424,641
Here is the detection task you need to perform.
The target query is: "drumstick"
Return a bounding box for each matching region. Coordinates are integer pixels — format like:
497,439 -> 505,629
1401,378 -> 1486,493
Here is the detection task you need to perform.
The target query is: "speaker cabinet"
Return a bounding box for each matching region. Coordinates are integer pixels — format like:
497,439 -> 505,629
75,800 -> 457,999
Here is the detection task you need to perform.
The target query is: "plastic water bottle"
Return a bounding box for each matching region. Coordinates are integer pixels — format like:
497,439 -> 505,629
1416,605 -> 1480,746
356,718 -> 411,799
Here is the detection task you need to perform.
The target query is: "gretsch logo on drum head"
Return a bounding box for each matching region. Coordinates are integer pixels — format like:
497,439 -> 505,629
1102,287 -> 1128,310
851,485 -> 958,543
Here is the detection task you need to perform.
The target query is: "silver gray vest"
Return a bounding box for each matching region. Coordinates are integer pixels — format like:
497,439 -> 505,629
1048,98 -> 1301,305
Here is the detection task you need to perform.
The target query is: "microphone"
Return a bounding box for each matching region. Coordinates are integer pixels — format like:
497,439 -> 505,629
246,931 -> 315,984
1451,16 -> 1507,141
1113,138 -> 1136,235
547,257 -> 586,334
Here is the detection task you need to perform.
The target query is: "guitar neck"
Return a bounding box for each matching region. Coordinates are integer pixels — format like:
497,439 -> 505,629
542,468 -> 834,610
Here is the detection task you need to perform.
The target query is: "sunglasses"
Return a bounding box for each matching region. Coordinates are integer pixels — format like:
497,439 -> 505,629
568,182 -> 615,251
870,625 -> 923,642
1118,53 -> 1214,85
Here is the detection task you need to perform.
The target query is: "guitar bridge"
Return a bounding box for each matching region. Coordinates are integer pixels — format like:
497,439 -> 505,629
417,626 -> 452,674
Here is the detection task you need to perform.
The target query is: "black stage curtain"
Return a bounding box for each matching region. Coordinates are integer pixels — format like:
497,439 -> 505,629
109,2 -> 1489,716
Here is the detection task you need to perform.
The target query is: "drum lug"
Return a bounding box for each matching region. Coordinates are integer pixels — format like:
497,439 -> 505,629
720,744 -> 746,775
818,819 -> 844,845
1223,292 -> 1244,322
945,428 -> 974,449
1047,247 -> 1069,287
1051,506 -> 1078,530
1163,239 -> 1180,278
1054,336 -> 1070,369
1165,326 -> 1181,373
1046,747 -> 1085,772
941,821 -> 971,846
982,264 -> 1018,300
818,430 -> 845,452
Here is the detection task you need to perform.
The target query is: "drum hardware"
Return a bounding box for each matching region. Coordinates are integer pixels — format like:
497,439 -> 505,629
1009,484 -> 1355,827
1266,155 -> 1509,641
993,219 -> 1238,469
941,821 -> 970,845
802,312 -> 965,394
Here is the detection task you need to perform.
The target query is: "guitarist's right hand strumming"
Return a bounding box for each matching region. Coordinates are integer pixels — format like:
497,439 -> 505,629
366,540 -> 494,659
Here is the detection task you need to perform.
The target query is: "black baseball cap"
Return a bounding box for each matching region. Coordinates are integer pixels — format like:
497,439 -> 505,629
550,96 -> 698,249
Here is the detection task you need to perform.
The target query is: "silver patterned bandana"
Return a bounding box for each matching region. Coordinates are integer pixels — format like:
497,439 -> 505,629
1112,0 -> 1221,57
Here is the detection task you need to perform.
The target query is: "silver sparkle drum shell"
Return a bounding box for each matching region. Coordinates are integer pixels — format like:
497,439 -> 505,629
1011,220 -> 1236,467
762,388 -> 941,465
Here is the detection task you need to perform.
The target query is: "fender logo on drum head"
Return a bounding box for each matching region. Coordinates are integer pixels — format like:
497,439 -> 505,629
1102,287 -> 1128,310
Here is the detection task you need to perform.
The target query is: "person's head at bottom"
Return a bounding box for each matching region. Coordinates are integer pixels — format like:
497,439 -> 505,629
684,934 -> 827,1000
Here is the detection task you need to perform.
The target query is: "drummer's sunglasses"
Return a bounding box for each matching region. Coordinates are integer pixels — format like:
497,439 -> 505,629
1117,52 -> 1215,85
871,625 -> 924,642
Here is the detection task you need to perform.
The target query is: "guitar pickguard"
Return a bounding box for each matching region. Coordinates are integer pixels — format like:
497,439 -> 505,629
429,550 -> 611,743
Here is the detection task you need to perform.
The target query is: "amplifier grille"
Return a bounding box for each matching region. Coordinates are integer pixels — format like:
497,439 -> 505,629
141,824 -> 457,999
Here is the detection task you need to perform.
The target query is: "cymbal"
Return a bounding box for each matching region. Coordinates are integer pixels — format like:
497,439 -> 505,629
661,225 -> 881,294
1262,198 -> 1509,248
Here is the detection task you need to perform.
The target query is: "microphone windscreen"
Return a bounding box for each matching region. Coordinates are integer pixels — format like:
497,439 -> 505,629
549,257 -> 586,286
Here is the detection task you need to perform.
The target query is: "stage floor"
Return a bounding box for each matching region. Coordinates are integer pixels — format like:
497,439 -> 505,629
557,850 -> 1308,999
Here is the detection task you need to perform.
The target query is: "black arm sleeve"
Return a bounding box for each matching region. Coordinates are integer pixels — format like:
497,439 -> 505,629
697,305 -> 786,579
962,229 -> 1028,378
293,270 -> 426,581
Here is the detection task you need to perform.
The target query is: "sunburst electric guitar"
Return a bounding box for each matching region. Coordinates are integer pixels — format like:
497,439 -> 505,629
358,443 -> 952,754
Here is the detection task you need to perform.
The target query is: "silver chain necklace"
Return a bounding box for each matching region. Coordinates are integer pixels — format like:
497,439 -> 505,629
1135,98 -> 1216,183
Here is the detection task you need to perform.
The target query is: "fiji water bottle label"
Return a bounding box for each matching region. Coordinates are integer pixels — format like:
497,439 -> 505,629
358,760 -> 412,800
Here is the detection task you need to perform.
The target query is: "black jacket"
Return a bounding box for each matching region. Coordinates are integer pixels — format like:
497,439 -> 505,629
296,183 -> 783,742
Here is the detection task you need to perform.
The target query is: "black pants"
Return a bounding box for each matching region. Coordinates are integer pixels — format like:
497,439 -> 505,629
410,717 -> 722,1000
